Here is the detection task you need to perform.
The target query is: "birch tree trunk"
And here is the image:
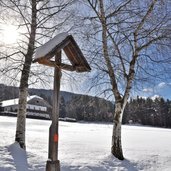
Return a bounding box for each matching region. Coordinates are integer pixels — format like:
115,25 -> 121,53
15,0 -> 37,149
98,0 -> 126,159
111,102 -> 125,160
15,76 -> 29,149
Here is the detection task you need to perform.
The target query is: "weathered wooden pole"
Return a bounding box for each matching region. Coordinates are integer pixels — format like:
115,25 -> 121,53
46,51 -> 61,171
33,33 -> 91,170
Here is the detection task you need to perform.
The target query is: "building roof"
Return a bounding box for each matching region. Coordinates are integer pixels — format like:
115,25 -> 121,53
33,32 -> 91,72
1,95 -> 43,107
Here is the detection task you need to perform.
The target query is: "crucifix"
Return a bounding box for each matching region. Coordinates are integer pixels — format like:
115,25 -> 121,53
33,32 -> 91,171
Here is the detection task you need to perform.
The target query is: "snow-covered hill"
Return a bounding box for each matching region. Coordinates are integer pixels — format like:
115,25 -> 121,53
0,116 -> 171,171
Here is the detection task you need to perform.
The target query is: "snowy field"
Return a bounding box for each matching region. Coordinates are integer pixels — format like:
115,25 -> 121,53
0,116 -> 171,171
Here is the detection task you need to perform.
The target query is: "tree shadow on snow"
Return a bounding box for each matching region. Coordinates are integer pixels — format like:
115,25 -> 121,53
0,145 -> 16,171
8,142 -> 29,171
7,143 -> 45,171
61,155 -> 139,171
99,155 -> 139,171
3,144 -> 141,171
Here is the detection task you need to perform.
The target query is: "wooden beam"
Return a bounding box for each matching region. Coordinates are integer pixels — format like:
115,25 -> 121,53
38,59 -> 76,71
60,63 -> 75,71
63,44 -> 80,65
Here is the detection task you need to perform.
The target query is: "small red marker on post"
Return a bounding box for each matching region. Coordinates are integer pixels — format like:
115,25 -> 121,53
54,134 -> 58,143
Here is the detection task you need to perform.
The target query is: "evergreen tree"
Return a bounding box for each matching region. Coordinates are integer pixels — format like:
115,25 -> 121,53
0,102 -> 3,112
59,96 -> 66,118
123,96 -> 171,128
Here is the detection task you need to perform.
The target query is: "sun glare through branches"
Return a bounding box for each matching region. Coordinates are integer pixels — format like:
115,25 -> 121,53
1,24 -> 19,45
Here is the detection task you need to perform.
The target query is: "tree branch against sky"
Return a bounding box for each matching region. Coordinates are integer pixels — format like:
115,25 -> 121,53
76,0 -> 171,159
0,0 -> 75,149
0,0 -> 76,85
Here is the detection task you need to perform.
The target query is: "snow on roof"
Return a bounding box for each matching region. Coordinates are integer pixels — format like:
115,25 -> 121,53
1,95 -> 43,107
34,32 -> 69,61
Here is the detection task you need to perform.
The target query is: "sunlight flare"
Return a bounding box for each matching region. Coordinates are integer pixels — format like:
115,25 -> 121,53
1,24 -> 19,45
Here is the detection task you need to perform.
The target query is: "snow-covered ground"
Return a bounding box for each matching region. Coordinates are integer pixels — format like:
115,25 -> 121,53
0,116 -> 171,171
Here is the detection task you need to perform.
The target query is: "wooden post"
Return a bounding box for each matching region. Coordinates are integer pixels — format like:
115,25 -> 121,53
46,51 -> 61,171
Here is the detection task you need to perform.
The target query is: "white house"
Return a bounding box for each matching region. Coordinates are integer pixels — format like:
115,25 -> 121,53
1,95 -> 52,119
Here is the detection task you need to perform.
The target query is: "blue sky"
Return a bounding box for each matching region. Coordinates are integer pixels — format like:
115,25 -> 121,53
137,82 -> 171,100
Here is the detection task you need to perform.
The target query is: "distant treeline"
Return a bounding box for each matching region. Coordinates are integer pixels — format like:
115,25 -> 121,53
123,96 -> 171,128
0,84 -> 114,122
1,84 -> 171,128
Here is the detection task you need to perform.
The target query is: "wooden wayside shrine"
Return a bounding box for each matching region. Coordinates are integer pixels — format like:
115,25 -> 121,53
33,32 -> 91,72
33,32 -> 91,171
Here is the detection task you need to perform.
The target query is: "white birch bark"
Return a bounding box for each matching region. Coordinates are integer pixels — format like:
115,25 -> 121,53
15,0 -> 37,149
15,88 -> 28,149
111,101 -> 126,160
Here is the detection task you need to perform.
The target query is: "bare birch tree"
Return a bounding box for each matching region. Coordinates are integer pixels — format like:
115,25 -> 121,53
0,0 -> 75,149
77,0 -> 171,159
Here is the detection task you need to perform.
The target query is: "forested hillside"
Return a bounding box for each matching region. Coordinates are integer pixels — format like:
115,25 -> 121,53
1,84 -> 171,128
0,84 -> 114,122
123,96 -> 171,128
